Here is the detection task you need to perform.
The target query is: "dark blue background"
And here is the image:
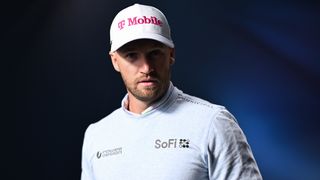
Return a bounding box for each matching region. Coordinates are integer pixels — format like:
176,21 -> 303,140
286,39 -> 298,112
7,0 -> 320,179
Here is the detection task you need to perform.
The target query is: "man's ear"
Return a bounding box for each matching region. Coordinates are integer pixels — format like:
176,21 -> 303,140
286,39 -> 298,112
109,52 -> 120,72
169,48 -> 175,65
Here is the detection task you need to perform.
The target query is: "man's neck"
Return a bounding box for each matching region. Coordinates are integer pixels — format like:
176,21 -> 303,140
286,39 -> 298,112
127,95 -> 153,114
126,89 -> 169,114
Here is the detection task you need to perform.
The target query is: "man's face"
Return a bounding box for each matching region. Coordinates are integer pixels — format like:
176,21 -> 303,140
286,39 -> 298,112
110,39 -> 175,103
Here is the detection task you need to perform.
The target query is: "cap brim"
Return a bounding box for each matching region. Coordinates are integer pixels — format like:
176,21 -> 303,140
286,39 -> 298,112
110,33 -> 174,52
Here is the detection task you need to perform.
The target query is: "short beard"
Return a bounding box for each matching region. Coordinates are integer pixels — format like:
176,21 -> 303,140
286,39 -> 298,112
127,84 -> 162,102
122,73 -> 170,104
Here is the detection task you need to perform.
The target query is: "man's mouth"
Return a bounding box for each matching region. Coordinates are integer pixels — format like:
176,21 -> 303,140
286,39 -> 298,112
138,78 -> 159,86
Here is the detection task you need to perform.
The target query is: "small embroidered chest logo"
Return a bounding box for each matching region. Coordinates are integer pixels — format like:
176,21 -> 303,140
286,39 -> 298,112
96,147 -> 122,159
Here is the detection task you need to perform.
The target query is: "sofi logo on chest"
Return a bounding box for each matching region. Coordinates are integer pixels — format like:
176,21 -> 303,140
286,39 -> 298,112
154,139 -> 190,149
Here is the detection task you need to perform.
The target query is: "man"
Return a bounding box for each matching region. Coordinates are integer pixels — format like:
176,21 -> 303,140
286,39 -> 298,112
81,3 -> 262,180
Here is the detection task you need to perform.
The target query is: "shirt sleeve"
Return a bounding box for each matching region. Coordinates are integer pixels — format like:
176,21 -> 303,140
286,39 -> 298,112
81,125 -> 95,180
207,108 -> 262,180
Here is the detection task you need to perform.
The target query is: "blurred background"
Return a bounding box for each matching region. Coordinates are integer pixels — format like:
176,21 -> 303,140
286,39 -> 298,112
6,0 -> 319,179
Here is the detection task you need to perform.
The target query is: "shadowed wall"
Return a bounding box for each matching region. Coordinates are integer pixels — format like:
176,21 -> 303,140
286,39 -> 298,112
7,0 -> 320,179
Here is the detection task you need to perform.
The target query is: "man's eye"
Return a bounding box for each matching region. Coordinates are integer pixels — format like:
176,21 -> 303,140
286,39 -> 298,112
126,52 -> 138,60
149,50 -> 162,58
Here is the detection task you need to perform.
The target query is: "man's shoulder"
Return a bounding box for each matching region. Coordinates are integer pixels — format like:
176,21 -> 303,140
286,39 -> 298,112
175,90 -> 224,113
85,108 -> 123,133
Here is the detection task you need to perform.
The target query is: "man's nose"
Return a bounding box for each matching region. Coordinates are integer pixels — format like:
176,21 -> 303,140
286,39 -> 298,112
140,56 -> 154,74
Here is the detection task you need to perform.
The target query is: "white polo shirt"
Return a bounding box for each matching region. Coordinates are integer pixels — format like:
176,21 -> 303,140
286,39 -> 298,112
81,83 -> 262,180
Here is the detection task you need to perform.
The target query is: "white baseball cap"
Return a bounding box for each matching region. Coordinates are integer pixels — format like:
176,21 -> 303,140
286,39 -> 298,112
109,4 -> 174,52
